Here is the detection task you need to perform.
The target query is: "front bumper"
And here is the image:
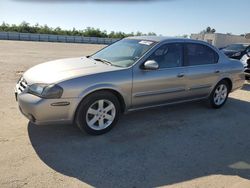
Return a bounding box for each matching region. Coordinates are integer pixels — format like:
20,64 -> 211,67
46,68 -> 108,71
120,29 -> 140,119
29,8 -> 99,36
242,56 -> 250,78
244,69 -> 250,77
16,91 -> 80,125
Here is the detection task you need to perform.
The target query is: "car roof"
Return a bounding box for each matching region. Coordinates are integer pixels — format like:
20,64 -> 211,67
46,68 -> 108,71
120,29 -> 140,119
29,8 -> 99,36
228,43 -> 250,46
126,36 -> 222,54
126,36 -> 208,44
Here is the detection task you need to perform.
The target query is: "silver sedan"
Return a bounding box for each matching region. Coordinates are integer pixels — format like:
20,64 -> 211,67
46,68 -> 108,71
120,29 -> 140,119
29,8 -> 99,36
15,36 -> 245,135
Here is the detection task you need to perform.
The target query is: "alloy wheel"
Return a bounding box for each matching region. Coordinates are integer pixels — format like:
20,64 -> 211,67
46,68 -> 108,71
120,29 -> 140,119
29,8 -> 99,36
86,99 -> 116,130
213,84 -> 228,105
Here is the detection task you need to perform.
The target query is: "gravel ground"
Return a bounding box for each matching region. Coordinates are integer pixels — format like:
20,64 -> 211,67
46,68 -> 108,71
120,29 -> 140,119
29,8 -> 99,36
0,40 -> 250,188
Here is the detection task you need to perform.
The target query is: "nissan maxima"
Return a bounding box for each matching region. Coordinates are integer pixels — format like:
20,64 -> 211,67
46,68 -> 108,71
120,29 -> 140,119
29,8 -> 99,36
15,37 -> 245,135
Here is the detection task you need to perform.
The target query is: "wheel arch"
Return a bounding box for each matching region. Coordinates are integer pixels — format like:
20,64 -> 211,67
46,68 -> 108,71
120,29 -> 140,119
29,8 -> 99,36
209,77 -> 233,97
221,77 -> 233,92
73,87 -> 127,123
212,77 -> 233,93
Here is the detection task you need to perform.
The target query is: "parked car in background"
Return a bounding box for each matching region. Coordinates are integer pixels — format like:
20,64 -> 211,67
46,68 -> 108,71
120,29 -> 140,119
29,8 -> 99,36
221,43 -> 250,59
240,51 -> 250,80
15,37 -> 245,135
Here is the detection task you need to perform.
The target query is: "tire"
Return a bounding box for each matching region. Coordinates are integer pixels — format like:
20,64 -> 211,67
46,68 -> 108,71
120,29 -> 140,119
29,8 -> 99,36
75,91 -> 121,135
209,80 -> 230,109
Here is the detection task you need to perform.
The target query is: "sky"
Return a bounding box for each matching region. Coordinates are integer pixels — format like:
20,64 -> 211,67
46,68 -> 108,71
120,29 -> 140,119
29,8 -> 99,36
0,0 -> 249,36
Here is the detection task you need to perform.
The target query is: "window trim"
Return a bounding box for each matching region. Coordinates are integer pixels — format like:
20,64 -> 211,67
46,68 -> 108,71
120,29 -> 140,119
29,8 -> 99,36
183,43 -> 219,67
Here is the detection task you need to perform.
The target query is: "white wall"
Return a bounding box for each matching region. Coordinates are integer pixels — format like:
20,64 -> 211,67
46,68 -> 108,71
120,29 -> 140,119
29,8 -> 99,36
0,32 -> 119,45
190,33 -> 250,48
214,33 -> 250,48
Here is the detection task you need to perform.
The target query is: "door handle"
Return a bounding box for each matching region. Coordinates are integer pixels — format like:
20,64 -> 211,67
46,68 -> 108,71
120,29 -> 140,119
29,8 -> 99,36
177,73 -> 185,78
214,70 -> 220,73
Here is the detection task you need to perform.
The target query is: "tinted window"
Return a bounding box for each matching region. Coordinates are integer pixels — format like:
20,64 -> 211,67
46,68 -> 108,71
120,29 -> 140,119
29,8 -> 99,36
148,43 -> 182,69
224,44 -> 247,51
185,43 -> 218,66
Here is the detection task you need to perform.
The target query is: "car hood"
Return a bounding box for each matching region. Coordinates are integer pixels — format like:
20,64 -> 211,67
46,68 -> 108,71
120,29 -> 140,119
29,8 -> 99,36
221,49 -> 242,56
23,57 -> 122,84
221,49 -> 237,54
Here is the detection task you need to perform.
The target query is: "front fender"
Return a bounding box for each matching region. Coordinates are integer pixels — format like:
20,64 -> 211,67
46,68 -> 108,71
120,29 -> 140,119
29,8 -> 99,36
78,83 -> 130,109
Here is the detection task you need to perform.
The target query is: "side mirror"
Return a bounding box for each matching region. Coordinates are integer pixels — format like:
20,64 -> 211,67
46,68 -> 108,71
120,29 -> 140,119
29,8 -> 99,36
143,60 -> 159,70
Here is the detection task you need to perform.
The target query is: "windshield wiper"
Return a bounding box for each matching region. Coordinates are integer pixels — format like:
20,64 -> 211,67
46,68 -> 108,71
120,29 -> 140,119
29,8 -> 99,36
93,58 -> 112,66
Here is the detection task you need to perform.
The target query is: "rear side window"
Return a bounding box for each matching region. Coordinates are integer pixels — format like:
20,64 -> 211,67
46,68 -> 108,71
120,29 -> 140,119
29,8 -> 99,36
185,43 -> 219,66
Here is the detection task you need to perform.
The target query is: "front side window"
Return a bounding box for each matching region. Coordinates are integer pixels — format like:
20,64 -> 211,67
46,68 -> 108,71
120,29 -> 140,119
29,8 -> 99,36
185,43 -> 218,66
91,39 -> 156,67
147,43 -> 183,69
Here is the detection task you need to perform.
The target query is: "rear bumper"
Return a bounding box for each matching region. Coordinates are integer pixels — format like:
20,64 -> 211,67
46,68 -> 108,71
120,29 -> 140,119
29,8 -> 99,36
231,72 -> 245,92
16,91 -> 80,125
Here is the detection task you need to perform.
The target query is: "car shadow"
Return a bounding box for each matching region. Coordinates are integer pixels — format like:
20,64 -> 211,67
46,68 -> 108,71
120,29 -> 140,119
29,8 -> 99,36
242,82 -> 250,91
28,97 -> 250,188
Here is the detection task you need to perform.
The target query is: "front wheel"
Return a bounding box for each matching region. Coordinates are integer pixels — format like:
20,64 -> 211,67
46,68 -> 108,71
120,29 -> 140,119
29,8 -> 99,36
209,80 -> 230,109
75,91 -> 120,135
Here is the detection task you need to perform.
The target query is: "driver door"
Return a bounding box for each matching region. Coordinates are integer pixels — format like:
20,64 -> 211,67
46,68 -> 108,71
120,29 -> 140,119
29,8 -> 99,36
132,43 -> 188,109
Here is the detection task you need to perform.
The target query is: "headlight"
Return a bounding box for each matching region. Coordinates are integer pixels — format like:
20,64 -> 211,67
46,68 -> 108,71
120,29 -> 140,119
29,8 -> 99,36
231,52 -> 241,57
240,58 -> 248,68
28,84 -> 63,99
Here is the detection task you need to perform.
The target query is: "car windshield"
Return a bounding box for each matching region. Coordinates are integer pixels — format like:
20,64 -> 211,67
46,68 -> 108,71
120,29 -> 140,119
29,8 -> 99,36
91,39 -> 156,67
224,44 -> 248,51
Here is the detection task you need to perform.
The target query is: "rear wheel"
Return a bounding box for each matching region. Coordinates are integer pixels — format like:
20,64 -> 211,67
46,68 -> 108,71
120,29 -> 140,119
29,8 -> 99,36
209,80 -> 230,109
75,91 -> 120,135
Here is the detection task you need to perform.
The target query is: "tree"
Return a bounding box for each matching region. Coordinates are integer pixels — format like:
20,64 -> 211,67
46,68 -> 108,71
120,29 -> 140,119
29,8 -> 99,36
206,27 -> 211,33
211,28 -> 216,33
200,26 -> 216,34
0,21 -> 159,38
147,32 -> 157,36
182,34 -> 189,38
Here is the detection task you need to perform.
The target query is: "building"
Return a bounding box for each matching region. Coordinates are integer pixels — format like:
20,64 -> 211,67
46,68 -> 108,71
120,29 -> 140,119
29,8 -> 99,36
245,33 -> 250,39
190,33 -> 250,48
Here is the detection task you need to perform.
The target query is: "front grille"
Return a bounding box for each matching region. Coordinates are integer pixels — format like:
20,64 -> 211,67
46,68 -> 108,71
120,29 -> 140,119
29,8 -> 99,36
17,77 -> 28,93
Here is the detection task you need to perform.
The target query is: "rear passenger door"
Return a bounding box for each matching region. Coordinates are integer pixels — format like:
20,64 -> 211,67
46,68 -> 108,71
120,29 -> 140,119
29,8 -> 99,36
184,43 -> 220,99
